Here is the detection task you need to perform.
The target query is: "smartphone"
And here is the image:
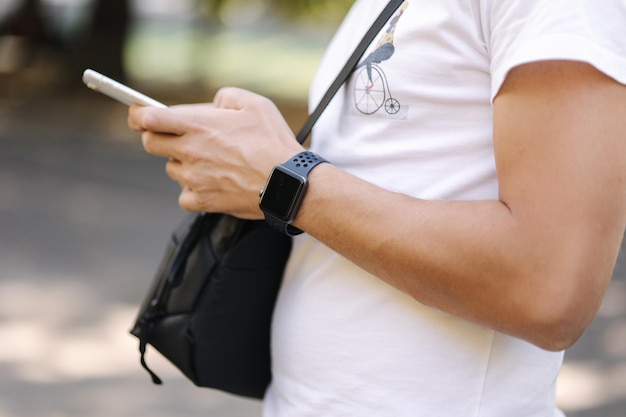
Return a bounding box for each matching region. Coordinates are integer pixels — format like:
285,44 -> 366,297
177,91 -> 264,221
82,69 -> 167,108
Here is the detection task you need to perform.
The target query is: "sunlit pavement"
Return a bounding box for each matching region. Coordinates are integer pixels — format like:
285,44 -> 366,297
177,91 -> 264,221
1,93 -> 625,417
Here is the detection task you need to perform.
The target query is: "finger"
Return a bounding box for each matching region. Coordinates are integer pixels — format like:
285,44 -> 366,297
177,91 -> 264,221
132,106 -> 189,136
178,186 -> 200,212
127,104 -> 146,131
141,130 -> 180,159
165,158 -> 184,184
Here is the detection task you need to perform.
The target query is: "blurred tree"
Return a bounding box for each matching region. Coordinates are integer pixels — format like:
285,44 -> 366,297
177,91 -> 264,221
0,0 -> 129,87
1,0 -> 44,39
74,0 -> 129,82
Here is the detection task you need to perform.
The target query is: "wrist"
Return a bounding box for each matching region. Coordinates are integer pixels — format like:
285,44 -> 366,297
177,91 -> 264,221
259,151 -> 329,236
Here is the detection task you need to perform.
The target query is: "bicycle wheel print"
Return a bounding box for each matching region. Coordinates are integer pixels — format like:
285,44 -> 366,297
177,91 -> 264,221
354,66 -> 386,115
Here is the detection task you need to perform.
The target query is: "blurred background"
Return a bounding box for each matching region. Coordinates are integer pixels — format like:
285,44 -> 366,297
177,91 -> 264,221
0,1 -> 625,416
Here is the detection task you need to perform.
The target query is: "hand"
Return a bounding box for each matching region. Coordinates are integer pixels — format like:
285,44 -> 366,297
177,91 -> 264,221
128,87 -> 305,218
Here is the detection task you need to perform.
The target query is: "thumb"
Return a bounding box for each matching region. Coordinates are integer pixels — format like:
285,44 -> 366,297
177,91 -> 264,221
213,87 -> 271,111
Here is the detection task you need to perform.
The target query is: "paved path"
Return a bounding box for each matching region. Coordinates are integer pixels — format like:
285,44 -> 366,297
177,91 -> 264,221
0,93 -> 624,417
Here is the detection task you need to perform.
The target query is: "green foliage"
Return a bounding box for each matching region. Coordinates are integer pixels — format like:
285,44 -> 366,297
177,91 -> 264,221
201,0 -> 354,23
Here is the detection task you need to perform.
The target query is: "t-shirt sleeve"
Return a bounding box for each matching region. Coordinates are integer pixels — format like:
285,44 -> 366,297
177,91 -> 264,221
486,0 -> 626,101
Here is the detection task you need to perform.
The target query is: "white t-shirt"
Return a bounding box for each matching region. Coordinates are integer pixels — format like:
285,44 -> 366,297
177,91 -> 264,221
264,1 -> 626,416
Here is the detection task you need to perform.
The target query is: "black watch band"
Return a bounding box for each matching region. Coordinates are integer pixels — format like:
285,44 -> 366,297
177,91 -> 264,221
264,215 -> 304,237
283,151 -> 327,178
260,151 -> 328,236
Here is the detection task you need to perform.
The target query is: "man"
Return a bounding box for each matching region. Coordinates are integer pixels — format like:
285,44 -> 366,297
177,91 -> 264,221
128,0 -> 626,415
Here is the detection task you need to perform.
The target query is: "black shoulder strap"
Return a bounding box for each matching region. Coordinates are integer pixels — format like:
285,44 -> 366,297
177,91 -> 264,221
296,0 -> 404,144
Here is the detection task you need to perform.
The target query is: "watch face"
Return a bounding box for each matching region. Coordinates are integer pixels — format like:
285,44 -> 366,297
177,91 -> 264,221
261,167 -> 306,221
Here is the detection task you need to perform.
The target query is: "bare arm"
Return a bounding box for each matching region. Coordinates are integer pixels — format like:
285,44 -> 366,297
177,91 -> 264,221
293,61 -> 626,350
129,61 -> 626,351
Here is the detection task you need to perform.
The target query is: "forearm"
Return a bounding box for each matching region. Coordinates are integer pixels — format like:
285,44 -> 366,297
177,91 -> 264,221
128,65 -> 625,351
295,163 -> 616,350
290,62 -> 626,351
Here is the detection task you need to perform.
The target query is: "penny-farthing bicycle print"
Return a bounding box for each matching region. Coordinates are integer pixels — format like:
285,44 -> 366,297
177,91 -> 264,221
352,1 -> 408,116
353,63 -> 401,115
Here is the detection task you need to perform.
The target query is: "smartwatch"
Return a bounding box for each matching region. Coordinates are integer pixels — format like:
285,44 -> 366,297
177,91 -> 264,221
259,151 -> 328,236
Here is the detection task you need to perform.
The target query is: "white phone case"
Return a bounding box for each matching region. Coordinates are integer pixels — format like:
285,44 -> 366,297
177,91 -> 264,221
82,69 -> 167,108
